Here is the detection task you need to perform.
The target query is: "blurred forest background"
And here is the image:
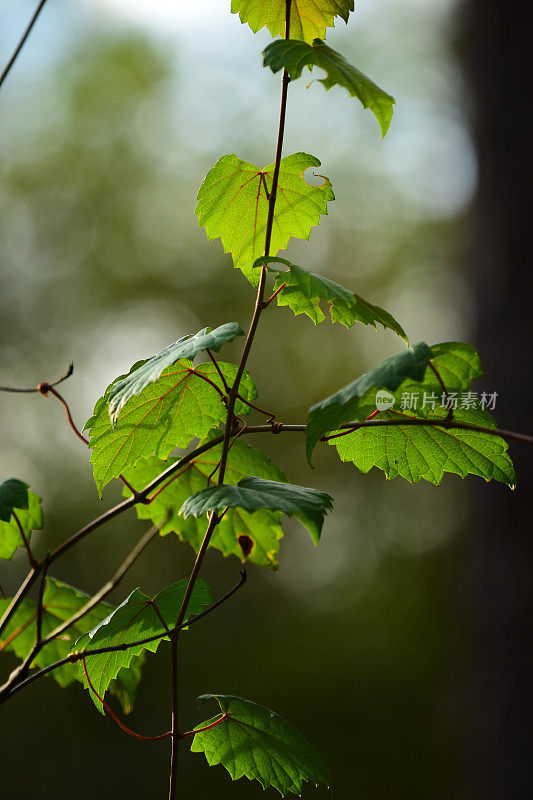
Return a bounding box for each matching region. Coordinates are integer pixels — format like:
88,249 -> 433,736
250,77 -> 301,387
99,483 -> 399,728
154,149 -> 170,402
1,1 -> 531,798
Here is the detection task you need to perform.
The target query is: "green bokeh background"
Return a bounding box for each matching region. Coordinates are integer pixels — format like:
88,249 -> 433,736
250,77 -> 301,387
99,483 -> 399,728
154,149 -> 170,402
0,1 -> 521,797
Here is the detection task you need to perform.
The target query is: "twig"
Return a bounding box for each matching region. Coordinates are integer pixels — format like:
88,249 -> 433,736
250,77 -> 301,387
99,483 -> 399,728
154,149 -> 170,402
0,521 -> 163,697
35,553 -> 50,642
0,0 -> 50,90
0,362 -> 73,393
11,511 -> 37,568
0,434 -> 227,641
0,568 -> 247,703
37,384 -> 89,445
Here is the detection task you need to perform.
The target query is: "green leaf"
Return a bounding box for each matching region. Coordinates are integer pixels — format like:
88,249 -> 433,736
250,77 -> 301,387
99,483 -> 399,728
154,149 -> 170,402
253,256 -> 407,340
330,406 -> 516,487
307,340 -> 515,486
180,477 -> 333,545
263,38 -> 395,137
107,323 -> 244,424
195,153 -> 334,285
74,579 -> 211,714
232,0 -> 353,43
0,478 -> 43,560
122,436 -> 288,570
190,694 -> 331,796
0,578 -> 137,711
306,340 -> 432,460
86,361 -> 257,495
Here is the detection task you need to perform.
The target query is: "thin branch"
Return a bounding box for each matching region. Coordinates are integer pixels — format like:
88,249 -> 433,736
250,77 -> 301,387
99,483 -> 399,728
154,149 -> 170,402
0,434 -> 227,641
38,384 -> 89,445
11,511 -> 37,568
35,553 -> 50,642
0,362 -> 73,393
0,521 -> 163,698
0,568 -> 247,704
0,0 -> 50,90
42,521 -> 163,648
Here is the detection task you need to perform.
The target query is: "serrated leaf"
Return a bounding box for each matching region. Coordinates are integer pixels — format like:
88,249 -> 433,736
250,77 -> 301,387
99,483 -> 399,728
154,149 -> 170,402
254,256 -> 407,340
0,578 -> 138,712
232,0 -> 353,42
122,436 -> 288,570
306,340 -> 432,460
107,323 -> 244,423
74,580 -> 211,714
307,340 -> 515,486
0,478 -> 43,561
330,406 -> 516,487
86,361 -> 257,495
195,153 -> 334,286
191,694 -> 331,796
180,477 -> 333,545
263,38 -> 395,137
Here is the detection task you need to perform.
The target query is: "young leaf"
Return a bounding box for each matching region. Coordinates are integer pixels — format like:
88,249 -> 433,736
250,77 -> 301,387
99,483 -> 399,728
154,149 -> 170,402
330,406 -> 516,487
195,153 -> 334,285
190,694 -> 331,796
74,580 -> 211,714
122,437 -> 288,569
0,578 -> 137,711
253,256 -> 407,340
306,340 -> 432,460
263,38 -> 395,137
180,477 -> 333,545
107,323 -> 244,424
0,478 -> 43,560
232,0 -> 353,43
86,361 -> 257,495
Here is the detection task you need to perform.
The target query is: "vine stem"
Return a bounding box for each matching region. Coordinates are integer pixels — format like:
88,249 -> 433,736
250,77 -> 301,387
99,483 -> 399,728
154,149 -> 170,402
166,2 -> 293,795
0,0 -> 50,91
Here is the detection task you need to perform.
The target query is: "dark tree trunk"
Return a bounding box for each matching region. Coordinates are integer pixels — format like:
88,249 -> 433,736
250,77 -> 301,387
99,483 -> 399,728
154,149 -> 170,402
460,2 -> 533,797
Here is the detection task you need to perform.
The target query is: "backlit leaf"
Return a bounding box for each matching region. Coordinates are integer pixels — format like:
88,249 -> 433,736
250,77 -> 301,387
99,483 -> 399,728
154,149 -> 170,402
180,476 -> 333,545
191,694 -> 331,796
330,406 -> 516,487
195,153 -> 334,285
263,38 -> 395,136
107,323 -> 244,424
0,578 -> 140,712
86,361 -> 257,495
253,256 -> 407,340
74,579 -> 211,714
232,0 -> 353,42
307,340 -> 515,486
0,478 -> 43,561
122,436 -> 288,570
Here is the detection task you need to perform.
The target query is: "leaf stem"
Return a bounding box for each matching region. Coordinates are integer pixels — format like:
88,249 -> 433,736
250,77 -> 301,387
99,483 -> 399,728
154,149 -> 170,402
0,362 -> 73,393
